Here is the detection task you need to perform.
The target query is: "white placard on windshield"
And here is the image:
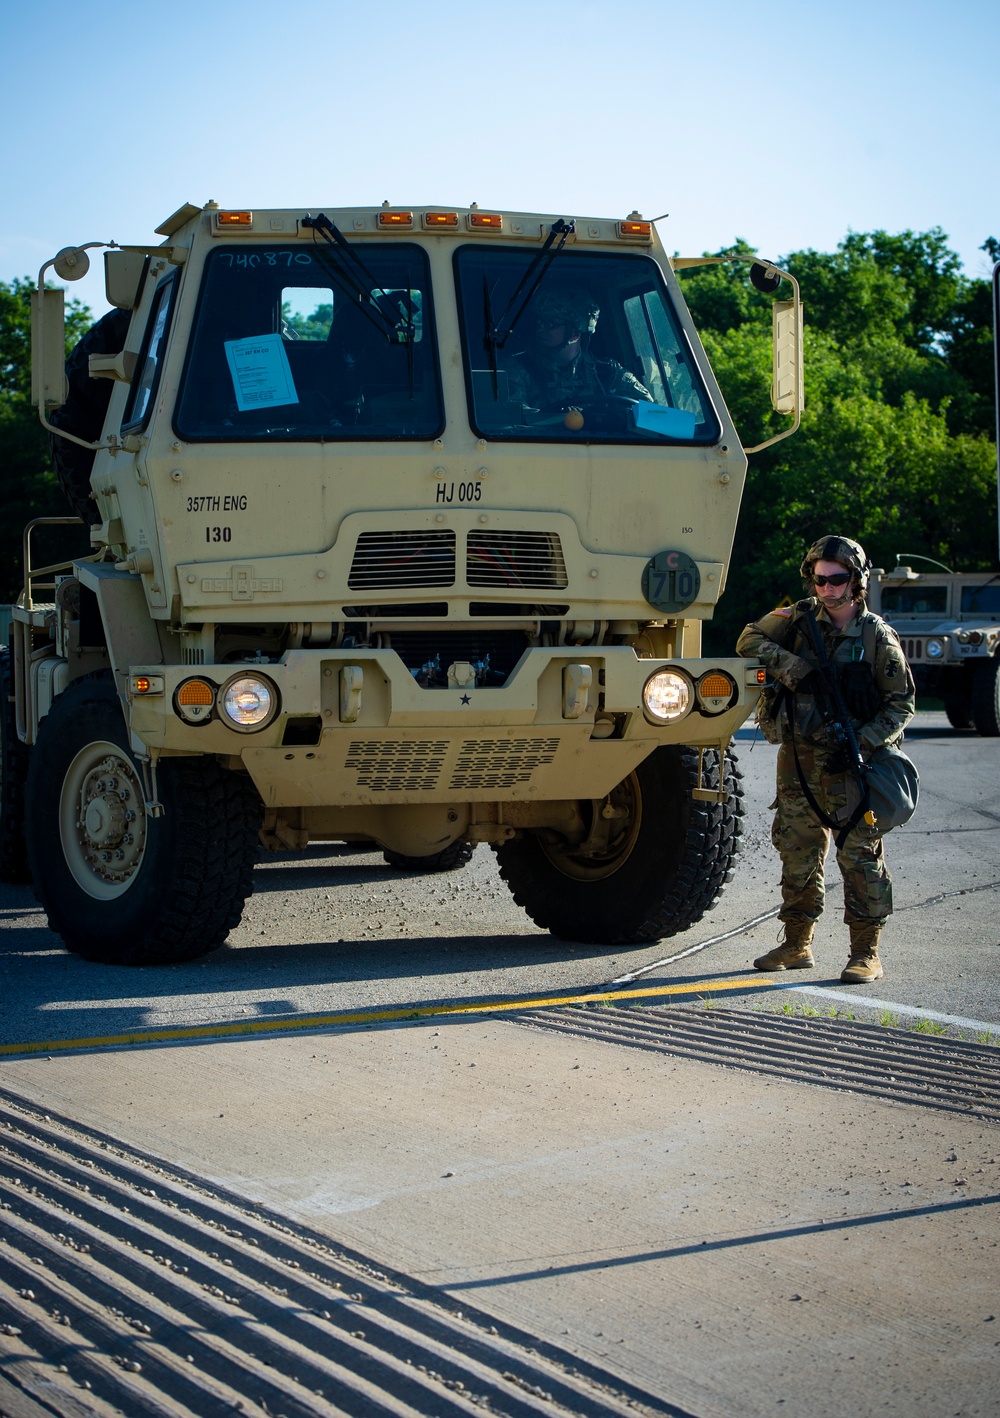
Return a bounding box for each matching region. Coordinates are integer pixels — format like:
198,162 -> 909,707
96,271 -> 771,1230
224,334 -> 299,411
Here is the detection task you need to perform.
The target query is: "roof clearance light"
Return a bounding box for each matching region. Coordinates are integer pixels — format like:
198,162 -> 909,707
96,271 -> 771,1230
220,674 -> 278,732
217,211 -> 253,226
618,220 -> 652,239
377,211 -> 413,227
468,212 -> 503,229
643,669 -> 692,723
424,212 -> 459,227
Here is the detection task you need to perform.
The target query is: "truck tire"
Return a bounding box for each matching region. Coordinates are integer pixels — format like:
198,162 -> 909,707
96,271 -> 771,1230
383,842 -> 475,873
943,695 -> 974,730
25,673 -> 262,965
971,657 -> 1000,737
494,745 -> 744,944
0,646 -> 31,883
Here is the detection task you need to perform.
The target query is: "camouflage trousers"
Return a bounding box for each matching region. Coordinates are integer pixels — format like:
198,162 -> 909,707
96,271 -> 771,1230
772,740 -> 892,928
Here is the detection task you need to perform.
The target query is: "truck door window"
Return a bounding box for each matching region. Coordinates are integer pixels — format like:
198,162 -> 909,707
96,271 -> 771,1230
174,246 -> 443,441
455,247 -> 719,445
122,273 -> 177,432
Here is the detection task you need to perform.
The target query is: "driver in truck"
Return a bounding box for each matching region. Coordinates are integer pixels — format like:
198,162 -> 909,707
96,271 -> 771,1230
505,285 -> 652,428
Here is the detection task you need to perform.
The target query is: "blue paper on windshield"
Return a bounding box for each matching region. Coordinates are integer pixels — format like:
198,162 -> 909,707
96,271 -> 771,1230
630,403 -> 696,439
225,334 -> 299,412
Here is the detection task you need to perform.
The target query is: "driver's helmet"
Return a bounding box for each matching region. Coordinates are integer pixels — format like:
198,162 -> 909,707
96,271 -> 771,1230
800,534 -> 872,596
533,285 -> 600,336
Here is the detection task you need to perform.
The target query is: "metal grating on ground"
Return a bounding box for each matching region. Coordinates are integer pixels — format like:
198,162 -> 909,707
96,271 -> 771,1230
514,1005 -> 1000,1122
0,1090 -> 686,1418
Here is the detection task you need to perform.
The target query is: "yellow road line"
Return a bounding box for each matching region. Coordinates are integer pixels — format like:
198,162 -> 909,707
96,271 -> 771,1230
0,976 -> 770,1059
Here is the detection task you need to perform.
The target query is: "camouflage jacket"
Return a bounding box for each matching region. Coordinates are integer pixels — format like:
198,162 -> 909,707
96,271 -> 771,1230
505,349 -> 652,410
736,598 -> 915,752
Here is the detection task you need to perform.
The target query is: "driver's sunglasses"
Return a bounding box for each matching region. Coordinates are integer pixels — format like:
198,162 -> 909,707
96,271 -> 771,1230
813,572 -> 851,588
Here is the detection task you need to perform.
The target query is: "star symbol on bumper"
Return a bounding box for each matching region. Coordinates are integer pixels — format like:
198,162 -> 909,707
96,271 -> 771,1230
460,693 -> 471,705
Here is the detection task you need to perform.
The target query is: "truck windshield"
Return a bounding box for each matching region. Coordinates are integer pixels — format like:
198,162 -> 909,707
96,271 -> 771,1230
879,586 -> 949,614
455,248 -> 719,445
174,245 -> 443,441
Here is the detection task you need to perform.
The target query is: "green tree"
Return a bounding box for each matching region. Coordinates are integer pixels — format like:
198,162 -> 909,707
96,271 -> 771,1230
676,232 -> 998,653
0,278 -> 92,602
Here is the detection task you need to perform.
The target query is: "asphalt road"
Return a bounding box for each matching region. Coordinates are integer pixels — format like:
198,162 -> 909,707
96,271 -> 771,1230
1,712 -> 998,1053
2,712 -> 999,1418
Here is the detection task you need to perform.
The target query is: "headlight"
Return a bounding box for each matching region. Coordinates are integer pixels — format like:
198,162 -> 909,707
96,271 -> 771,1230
219,674 -> 278,731
643,669 -> 692,722
925,638 -> 944,659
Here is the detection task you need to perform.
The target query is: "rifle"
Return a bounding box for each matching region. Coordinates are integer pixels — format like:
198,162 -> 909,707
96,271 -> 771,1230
794,607 -> 877,844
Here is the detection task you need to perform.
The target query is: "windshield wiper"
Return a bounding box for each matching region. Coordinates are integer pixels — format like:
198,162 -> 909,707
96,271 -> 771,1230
301,213 -> 415,346
302,212 -> 416,396
482,218 -> 575,382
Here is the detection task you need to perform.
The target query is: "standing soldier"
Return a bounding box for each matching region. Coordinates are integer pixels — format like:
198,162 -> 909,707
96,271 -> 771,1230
737,535 -> 915,982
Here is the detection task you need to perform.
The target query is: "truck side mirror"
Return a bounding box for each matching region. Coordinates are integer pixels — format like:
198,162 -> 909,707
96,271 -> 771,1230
105,249 -> 147,310
30,287 -> 67,409
771,298 -> 804,415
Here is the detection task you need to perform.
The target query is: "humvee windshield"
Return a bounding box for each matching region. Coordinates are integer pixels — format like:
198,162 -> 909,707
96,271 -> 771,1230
879,585 -> 949,615
174,245 -> 443,440
455,248 -> 720,444
961,581 -> 1000,614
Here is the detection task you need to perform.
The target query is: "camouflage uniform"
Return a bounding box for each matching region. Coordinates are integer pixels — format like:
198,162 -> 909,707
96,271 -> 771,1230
736,599 -> 915,936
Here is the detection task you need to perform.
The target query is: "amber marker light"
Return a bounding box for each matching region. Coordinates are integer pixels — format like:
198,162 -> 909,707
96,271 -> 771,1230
377,210 -> 413,227
424,211 -> 459,227
134,676 -> 151,693
175,677 -> 216,726
617,219 -> 652,239
468,212 -> 502,229
216,211 -> 253,226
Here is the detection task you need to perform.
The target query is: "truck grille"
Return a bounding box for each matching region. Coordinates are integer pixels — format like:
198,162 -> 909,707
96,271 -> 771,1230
348,531 -> 456,589
467,531 -> 568,588
901,638 -> 923,660
342,736 -> 560,793
347,530 -> 568,592
344,740 -> 448,792
449,737 -> 560,790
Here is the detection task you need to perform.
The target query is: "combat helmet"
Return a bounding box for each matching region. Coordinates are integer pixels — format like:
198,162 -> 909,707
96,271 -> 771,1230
533,285 -> 600,335
800,534 -> 872,596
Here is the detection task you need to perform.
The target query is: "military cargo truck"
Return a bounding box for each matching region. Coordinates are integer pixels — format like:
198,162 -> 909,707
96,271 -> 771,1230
869,562 -> 1000,735
7,201 -> 802,964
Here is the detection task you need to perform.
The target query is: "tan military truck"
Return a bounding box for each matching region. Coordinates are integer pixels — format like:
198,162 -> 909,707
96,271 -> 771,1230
868,560 -> 1000,734
6,201 -> 802,965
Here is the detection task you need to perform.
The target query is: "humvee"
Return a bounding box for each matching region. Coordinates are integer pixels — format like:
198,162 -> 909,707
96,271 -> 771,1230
869,562 -> 1000,735
5,200 -> 802,964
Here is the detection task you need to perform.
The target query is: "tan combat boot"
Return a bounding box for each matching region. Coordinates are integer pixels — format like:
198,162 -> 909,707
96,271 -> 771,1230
754,921 -> 815,971
841,924 -> 884,983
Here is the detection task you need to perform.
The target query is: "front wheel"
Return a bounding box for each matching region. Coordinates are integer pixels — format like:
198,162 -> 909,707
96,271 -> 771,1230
971,657 -> 1000,737
494,745 -> 744,944
25,674 -> 262,964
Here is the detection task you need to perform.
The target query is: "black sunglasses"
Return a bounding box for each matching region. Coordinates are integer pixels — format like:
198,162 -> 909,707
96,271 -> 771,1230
813,572 -> 851,588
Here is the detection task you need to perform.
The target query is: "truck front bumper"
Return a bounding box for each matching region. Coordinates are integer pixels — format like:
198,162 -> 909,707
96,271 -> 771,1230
127,647 -> 763,805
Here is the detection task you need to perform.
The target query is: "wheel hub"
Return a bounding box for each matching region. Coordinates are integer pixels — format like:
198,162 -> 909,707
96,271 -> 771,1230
67,752 -> 147,889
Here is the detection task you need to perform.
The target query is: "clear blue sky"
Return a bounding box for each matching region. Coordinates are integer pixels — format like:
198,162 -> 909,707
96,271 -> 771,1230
2,0 -> 997,319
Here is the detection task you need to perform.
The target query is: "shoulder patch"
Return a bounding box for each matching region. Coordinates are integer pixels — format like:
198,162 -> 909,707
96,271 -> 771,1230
772,607 -> 793,618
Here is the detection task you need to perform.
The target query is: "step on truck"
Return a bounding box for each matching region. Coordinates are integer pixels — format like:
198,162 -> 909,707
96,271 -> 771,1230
6,200 -> 802,965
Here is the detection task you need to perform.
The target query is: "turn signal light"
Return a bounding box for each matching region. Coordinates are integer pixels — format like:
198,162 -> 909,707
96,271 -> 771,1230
177,679 -> 215,706
700,672 -> 735,698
